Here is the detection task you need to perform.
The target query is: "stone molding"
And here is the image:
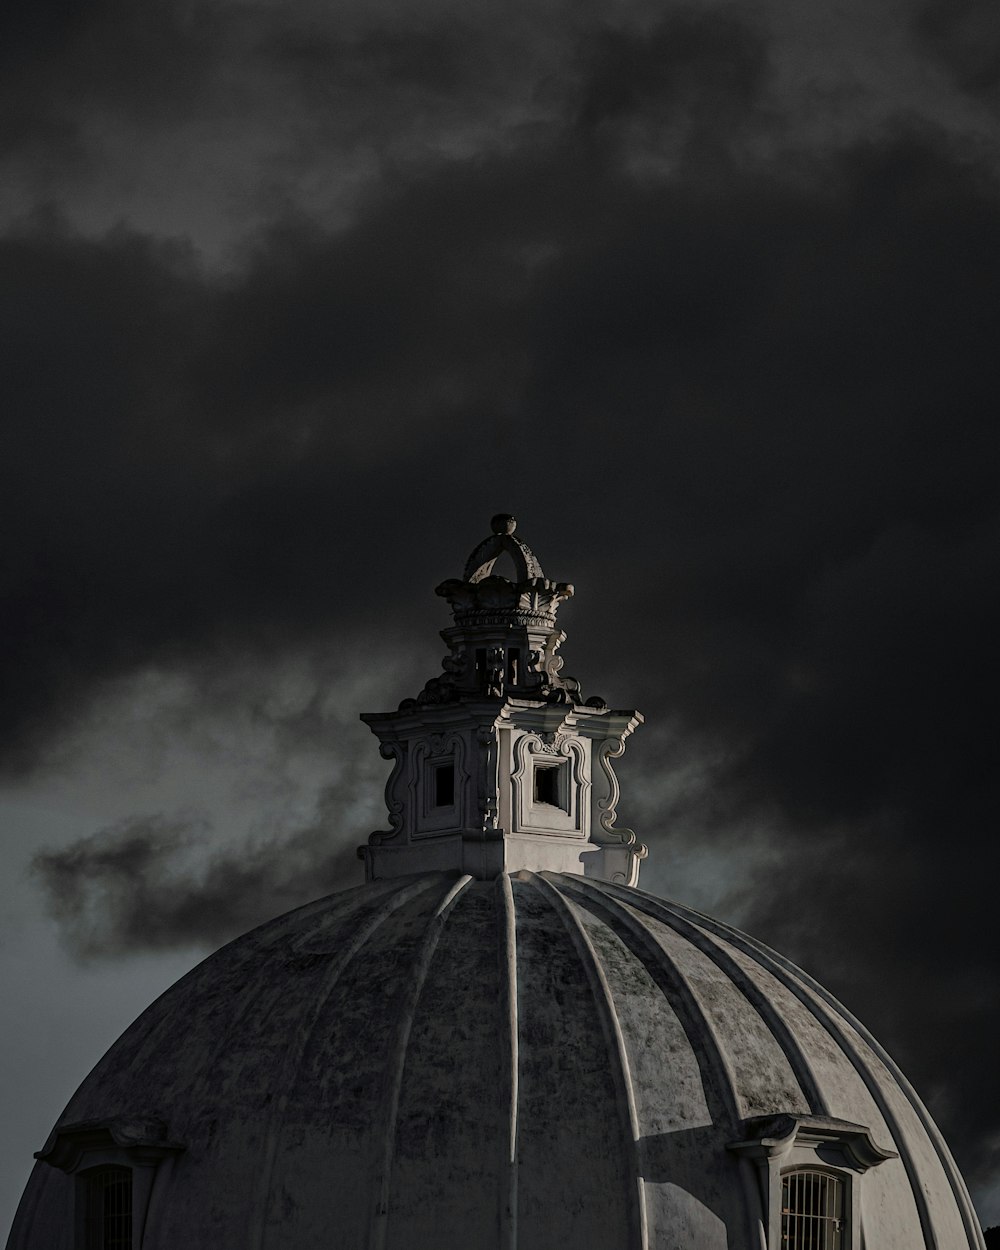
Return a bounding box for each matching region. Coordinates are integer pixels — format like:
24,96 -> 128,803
36,1118 -> 185,1174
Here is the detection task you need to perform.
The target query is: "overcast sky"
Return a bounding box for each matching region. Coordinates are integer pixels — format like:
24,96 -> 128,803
2,0 -> 1000,1237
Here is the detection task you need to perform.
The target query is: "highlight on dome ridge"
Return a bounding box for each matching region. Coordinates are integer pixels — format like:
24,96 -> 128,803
8,517 -> 988,1250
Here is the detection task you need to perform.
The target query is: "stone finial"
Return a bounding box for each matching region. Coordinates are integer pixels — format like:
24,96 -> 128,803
414,516 -> 580,705
437,514 -> 574,632
463,514 -> 544,583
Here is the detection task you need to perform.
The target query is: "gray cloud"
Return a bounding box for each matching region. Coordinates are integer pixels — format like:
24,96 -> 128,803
30,774 -> 378,959
913,0 -> 1000,101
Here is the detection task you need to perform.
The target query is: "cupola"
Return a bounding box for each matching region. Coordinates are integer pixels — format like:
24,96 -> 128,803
357,514 -> 647,885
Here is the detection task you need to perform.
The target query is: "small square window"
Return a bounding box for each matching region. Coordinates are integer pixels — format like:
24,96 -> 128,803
434,764 -> 455,807
533,764 -> 560,807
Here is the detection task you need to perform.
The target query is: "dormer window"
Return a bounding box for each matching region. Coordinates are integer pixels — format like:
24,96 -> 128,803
781,1168 -> 844,1248
34,1116 -> 183,1250
728,1114 -> 895,1250
83,1166 -> 132,1249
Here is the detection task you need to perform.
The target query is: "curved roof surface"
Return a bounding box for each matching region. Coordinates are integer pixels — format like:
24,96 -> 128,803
10,871 -> 984,1250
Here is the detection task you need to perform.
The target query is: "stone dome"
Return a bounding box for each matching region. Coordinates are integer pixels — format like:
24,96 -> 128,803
8,520 -> 986,1250
11,870 -> 983,1249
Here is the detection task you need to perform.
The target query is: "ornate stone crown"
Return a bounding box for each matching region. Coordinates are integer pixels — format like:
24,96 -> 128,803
436,513 -> 574,630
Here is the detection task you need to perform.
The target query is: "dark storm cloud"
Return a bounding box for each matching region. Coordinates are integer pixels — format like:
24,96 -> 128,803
913,0 -> 1000,101
573,11 -> 769,146
3,0 -> 1000,1218
0,0 -> 692,179
0,0 -> 227,160
31,776 -> 374,959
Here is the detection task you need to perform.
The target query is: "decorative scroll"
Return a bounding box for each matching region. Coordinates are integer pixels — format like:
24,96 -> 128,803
593,737 -> 647,883
595,738 -> 626,836
369,741 -> 406,845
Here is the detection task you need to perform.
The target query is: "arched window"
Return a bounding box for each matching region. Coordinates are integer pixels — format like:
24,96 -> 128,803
83,1166 -> 133,1250
781,1168 -> 844,1249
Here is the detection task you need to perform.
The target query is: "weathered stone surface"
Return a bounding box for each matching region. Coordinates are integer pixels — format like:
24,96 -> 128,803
9,871 -> 984,1249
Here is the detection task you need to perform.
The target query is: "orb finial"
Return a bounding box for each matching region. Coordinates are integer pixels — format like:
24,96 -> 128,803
459,518 -> 544,585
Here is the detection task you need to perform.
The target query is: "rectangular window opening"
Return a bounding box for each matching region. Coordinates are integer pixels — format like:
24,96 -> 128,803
84,1167 -> 132,1250
434,763 -> 455,808
780,1169 -> 844,1250
533,764 -> 561,807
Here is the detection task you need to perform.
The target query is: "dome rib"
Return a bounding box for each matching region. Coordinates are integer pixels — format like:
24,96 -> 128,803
524,872 -> 649,1250
548,875 -> 762,1250
253,874 -> 455,1250
661,898 -> 953,1250
590,880 -> 829,1117
549,876 -> 744,1130
368,874 -> 474,1250
495,873 -> 519,1250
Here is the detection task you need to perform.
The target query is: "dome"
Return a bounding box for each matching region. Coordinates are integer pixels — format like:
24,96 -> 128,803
8,518 -> 986,1249
12,871 -> 982,1249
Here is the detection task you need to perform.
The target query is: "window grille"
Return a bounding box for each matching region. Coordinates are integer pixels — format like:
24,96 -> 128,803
84,1167 -> 132,1250
781,1169 -> 844,1250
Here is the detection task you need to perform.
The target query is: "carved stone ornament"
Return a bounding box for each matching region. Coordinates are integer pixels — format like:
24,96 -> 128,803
436,516 -> 574,638
358,517 -> 646,886
436,577 -> 575,631
36,1117 -> 185,1174
728,1114 -> 898,1169
370,741 -> 405,843
463,514 -> 544,582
